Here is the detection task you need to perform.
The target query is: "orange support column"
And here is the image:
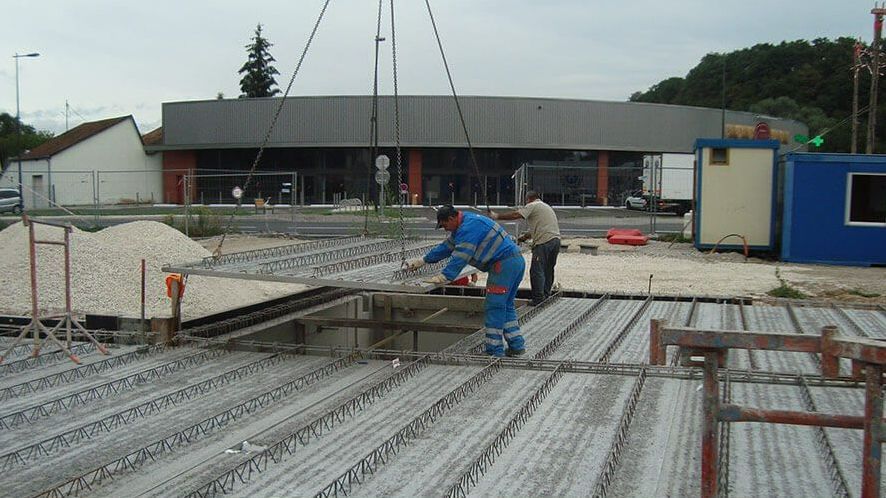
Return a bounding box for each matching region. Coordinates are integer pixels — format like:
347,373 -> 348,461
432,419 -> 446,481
408,149 -> 423,204
596,150 -> 610,206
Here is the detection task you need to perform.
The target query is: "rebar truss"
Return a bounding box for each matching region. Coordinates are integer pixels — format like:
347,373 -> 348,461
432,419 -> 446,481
0,352 -> 288,470
534,294 -> 609,360
591,368 -> 648,498
185,356 -> 433,498
35,354 -> 356,498
164,237 -> 468,293
314,360 -> 502,498
0,348 -> 226,431
446,364 -> 565,498
0,342 -> 96,377
0,346 -> 163,402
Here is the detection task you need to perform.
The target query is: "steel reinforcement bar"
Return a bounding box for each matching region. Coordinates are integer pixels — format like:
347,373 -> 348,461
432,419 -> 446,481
590,368 -> 648,497
534,295 -> 610,360
312,243 -> 435,278
0,348 -> 227,430
446,364 -> 566,498
0,342 -> 97,376
186,356 -> 433,498
737,303 -> 758,371
596,297 -> 653,364
180,288 -> 355,339
798,376 -> 851,498
717,370 -> 732,498
0,345 -> 161,402
260,239 -> 404,274
35,355 -> 358,498
670,298 -> 699,367
831,304 -> 871,339
0,352 -> 288,470
314,360 -> 503,497
197,236 -> 365,269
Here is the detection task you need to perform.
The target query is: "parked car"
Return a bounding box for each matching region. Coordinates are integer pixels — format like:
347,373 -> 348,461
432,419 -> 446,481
0,188 -> 23,214
624,191 -> 648,210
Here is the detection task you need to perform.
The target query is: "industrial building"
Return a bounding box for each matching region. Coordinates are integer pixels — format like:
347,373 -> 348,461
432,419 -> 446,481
147,96 -> 807,206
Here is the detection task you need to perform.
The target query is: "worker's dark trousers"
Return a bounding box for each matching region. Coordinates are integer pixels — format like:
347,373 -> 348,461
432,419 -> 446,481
530,238 -> 560,305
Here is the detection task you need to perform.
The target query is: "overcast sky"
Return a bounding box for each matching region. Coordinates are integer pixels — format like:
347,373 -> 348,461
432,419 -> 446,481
0,0 -> 874,135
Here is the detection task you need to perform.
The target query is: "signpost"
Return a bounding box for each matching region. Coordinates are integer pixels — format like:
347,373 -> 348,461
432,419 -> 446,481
375,155 -> 390,213
231,186 -> 243,200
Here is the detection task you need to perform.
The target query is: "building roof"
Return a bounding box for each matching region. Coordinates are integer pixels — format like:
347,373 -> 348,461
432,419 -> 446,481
153,95 -> 809,154
18,115 -> 133,160
142,126 -> 163,146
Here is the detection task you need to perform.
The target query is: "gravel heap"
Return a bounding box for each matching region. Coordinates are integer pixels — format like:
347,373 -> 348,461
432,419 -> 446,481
0,221 -> 304,319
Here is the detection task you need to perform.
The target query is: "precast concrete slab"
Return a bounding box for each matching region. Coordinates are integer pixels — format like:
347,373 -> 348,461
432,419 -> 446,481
2,293 -> 882,498
163,236 -> 477,293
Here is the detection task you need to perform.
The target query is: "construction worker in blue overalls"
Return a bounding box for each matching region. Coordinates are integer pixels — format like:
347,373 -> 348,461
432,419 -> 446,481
406,205 -> 526,357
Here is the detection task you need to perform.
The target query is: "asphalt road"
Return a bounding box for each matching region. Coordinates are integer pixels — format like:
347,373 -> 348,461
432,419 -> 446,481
3,209 -> 685,237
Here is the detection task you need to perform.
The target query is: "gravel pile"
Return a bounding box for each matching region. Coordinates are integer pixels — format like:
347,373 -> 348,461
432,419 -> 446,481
0,221 -> 304,319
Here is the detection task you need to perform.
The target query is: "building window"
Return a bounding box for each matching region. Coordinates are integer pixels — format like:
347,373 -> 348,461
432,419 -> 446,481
711,148 -> 729,165
846,173 -> 886,225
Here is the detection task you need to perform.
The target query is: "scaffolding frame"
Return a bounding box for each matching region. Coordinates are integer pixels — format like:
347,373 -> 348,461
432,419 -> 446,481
650,320 -> 885,498
0,215 -> 108,366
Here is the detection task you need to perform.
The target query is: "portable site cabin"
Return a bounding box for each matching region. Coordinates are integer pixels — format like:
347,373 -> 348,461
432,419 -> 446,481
693,139 -> 780,252
781,153 -> 886,266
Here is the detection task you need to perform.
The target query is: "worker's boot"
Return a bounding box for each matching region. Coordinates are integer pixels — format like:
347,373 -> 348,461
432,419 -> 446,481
506,348 -> 525,357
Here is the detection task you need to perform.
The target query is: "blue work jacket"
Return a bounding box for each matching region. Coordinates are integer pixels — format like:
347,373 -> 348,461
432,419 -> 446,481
424,211 -> 520,281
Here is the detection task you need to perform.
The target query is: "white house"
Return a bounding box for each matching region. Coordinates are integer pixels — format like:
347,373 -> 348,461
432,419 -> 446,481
0,116 -> 163,209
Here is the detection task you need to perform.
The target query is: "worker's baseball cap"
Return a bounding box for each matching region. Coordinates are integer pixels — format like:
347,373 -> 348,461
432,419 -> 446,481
435,204 -> 458,228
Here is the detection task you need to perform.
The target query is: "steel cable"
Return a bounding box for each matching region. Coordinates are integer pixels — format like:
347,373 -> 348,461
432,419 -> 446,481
213,0 -> 334,258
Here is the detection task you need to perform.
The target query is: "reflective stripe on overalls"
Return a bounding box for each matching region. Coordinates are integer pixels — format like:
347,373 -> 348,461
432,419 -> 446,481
484,253 -> 525,357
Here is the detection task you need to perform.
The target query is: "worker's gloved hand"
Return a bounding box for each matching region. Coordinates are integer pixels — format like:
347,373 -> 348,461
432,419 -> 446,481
424,274 -> 449,285
405,258 -> 426,271
487,210 -> 499,220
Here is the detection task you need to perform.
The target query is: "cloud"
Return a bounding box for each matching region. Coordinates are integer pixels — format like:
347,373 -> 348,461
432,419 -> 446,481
0,0 -> 870,135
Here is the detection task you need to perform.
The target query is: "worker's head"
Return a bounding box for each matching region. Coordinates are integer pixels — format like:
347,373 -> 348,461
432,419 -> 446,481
435,204 -> 460,232
526,190 -> 540,203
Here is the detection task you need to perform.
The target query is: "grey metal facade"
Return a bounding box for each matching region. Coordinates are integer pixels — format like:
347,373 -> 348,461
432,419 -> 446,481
153,96 -> 808,153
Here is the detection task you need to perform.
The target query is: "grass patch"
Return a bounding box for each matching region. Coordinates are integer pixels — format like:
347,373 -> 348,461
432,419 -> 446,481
658,233 -> 692,243
767,284 -> 808,299
164,207 -> 227,237
848,288 -> 881,298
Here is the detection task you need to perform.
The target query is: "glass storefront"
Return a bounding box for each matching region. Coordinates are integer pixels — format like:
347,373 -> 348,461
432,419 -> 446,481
193,147 -> 645,206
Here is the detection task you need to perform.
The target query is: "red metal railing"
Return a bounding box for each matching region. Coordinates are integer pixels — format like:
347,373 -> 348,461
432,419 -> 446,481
650,319 -> 884,498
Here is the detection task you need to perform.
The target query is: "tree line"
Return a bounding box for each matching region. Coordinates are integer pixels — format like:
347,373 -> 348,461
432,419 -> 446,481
630,37 -> 885,153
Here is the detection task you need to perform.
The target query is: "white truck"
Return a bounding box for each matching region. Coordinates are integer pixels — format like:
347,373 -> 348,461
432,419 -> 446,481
642,153 -> 694,216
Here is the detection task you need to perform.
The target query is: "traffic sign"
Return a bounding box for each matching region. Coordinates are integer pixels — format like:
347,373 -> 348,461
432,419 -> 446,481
375,155 -> 390,170
231,186 -> 244,199
399,183 -> 409,194
375,170 -> 391,184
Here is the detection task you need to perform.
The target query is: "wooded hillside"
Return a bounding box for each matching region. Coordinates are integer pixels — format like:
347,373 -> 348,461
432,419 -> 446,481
629,38 -> 881,153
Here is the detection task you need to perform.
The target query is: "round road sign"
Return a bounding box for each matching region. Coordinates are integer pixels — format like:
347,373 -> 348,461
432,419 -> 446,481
399,183 -> 409,194
231,186 -> 244,199
375,170 -> 391,184
375,155 -> 390,170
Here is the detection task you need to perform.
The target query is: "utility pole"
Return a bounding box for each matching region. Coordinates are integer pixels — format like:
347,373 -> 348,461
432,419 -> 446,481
867,5 -> 886,154
853,41 -> 862,154
720,54 -> 727,139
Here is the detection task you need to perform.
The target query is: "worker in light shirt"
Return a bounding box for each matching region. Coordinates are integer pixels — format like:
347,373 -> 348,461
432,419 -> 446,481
489,190 -> 560,305
406,205 -> 525,357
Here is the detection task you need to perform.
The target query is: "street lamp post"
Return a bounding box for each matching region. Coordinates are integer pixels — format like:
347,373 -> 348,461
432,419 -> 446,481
14,52 -> 40,202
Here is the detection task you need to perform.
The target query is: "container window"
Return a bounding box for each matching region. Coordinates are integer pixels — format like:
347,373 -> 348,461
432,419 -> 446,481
847,173 -> 886,225
711,148 -> 729,165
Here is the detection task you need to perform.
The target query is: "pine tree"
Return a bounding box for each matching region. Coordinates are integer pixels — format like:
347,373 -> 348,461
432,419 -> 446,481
238,24 -> 281,98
